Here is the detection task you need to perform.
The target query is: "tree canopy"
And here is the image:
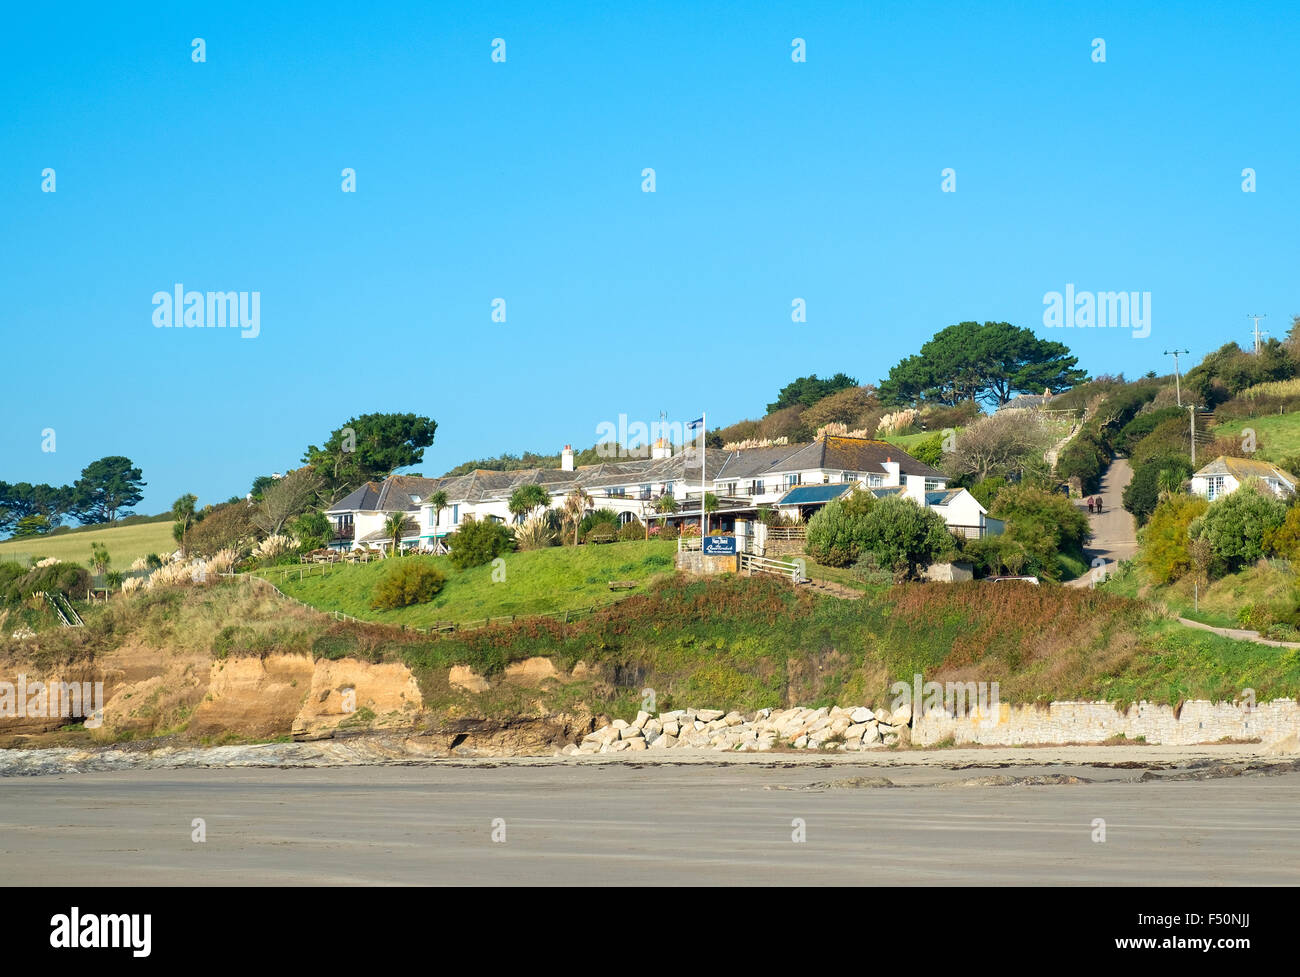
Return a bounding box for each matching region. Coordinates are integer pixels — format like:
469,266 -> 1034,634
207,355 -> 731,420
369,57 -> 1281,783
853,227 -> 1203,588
303,413 -> 437,499
879,322 -> 1087,408
767,373 -> 859,414
69,456 -> 146,524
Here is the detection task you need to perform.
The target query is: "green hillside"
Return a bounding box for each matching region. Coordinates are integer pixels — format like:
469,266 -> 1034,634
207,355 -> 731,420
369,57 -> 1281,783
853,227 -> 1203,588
1213,412 -> 1300,464
259,539 -> 679,627
0,520 -> 175,569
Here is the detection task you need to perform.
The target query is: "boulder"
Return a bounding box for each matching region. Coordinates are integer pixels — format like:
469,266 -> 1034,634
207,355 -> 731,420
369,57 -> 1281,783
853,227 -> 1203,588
851,707 -> 875,723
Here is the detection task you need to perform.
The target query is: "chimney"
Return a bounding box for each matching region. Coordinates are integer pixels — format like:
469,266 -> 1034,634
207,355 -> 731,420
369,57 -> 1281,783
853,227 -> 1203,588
651,438 -> 672,460
882,458 -> 901,484
561,445 -> 574,472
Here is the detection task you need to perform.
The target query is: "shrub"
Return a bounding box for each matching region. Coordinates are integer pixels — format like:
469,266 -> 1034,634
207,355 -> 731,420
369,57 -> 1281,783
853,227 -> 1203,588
371,559 -> 447,609
1139,494 -> 1209,584
1123,454 -> 1193,525
187,501 -> 257,558
617,519 -> 645,542
578,508 -> 620,539
448,517 -> 515,569
514,513 -> 559,550
1056,428 -> 1109,492
964,534 -> 1031,577
1115,406 -> 1185,456
1197,482 -> 1287,575
990,485 -> 1090,580
857,495 -> 956,580
970,476 -> 1008,510
1263,502 -> 1300,562
877,409 -> 919,436
804,492 -> 875,567
1,561 -> 90,604
909,433 -> 944,468
290,511 -> 333,551
254,534 -> 296,561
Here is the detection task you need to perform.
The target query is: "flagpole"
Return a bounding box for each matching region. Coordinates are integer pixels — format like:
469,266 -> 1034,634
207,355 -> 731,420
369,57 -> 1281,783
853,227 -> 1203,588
700,411 -> 706,541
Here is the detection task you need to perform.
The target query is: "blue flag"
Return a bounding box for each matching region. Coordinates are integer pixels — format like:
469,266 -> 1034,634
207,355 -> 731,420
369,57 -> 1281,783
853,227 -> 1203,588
686,416 -> 704,441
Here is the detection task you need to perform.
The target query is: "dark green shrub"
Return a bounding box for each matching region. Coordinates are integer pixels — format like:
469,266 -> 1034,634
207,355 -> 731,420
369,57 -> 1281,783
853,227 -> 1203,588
2,562 -> 90,604
448,518 -> 515,570
291,511 -> 333,551
371,558 -> 448,609
1056,429 -> 1108,493
578,508 -> 620,538
617,519 -> 645,542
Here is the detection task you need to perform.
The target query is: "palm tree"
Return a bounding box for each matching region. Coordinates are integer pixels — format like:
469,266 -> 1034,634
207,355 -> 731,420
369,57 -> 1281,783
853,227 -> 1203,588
384,511 -> 408,556
428,490 -> 449,545
1157,468 -> 1183,500
171,493 -> 198,557
562,487 -> 592,546
508,484 -> 550,524
655,492 -> 679,514
703,492 -> 718,534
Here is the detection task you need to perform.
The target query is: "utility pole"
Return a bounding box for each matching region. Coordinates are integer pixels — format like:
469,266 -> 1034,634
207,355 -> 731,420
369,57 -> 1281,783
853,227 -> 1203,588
1187,404 -> 1202,466
1248,313 -> 1268,354
1163,348 -> 1189,406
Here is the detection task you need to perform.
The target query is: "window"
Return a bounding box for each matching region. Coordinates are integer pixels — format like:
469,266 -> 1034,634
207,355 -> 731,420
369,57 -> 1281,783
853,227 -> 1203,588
867,474 -> 884,487
1206,476 -> 1225,501
785,473 -> 800,489
924,478 -> 945,491
750,479 -> 766,496
452,504 -> 460,523
843,472 -> 858,483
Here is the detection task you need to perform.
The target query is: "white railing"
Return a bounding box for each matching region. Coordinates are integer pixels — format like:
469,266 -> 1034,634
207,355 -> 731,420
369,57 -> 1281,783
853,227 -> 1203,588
740,552 -> 804,583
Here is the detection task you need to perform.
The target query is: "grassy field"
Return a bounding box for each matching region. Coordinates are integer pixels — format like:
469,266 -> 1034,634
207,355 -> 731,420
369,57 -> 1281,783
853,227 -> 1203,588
0,520 -> 174,569
259,539 -> 679,627
1214,412 -> 1300,463
1104,558 -> 1299,635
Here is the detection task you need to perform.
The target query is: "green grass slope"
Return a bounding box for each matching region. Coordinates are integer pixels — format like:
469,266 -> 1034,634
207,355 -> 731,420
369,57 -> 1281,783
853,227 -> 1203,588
0,520 -> 175,569
1214,412 -> 1300,463
259,539 -> 678,627
9,573 -> 1296,743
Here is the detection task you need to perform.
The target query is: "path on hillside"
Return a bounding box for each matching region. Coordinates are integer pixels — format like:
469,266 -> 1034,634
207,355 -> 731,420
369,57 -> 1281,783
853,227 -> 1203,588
1176,615 -> 1300,649
1066,457 -> 1139,589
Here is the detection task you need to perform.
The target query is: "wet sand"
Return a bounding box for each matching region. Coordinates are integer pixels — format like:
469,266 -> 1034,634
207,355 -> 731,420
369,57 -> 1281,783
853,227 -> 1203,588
2,748 -> 1298,885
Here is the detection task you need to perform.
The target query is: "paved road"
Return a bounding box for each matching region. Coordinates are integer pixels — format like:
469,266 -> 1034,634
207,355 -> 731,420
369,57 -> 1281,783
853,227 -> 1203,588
1069,457 -> 1139,588
3,760 -> 1298,885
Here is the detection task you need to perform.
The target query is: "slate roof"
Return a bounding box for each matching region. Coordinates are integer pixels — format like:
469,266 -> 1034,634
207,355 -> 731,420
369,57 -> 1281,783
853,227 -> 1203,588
1194,456 -> 1297,485
774,483 -> 856,506
330,437 -> 941,514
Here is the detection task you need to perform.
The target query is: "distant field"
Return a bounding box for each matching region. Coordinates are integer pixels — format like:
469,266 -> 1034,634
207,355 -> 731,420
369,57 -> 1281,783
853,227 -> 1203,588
1214,412 -> 1300,463
259,539 -> 679,626
0,521 -> 174,568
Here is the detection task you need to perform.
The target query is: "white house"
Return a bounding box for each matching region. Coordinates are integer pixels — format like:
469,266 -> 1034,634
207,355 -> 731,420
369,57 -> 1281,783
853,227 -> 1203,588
1191,456 -> 1297,502
324,433 -> 998,551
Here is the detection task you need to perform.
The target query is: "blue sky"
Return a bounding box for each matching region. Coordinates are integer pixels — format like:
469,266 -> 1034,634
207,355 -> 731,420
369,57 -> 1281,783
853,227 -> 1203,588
3,1 -> 1297,515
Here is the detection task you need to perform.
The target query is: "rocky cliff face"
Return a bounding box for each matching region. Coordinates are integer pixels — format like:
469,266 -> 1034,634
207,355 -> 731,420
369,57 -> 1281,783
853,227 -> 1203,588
0,647 -> 426,745
0,643 -> 592,754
